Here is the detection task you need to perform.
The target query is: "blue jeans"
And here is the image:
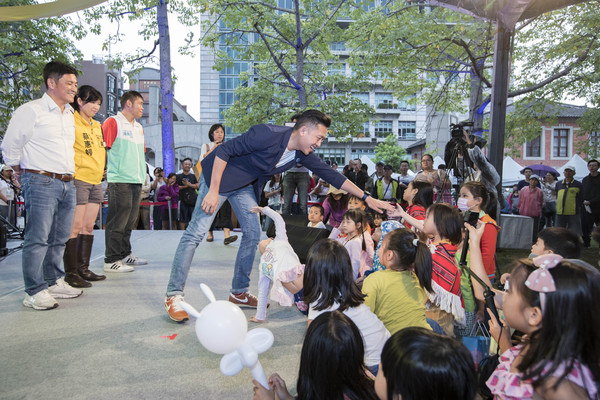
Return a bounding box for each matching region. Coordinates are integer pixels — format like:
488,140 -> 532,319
282,171 -> 309,215
21,172 -> 76,295
166,177 -> 261,296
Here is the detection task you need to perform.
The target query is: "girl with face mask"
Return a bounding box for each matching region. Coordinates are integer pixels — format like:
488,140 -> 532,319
458,181 -> 500,283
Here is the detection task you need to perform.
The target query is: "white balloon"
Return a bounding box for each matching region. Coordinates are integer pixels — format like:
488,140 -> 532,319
194,300 -> 248,354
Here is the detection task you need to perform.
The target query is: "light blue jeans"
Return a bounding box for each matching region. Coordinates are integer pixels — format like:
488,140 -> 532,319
21,172 -> 76,295
166,177 -> 260,296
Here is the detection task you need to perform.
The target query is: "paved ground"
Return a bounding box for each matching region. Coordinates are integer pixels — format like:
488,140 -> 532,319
0,230 -> 305,400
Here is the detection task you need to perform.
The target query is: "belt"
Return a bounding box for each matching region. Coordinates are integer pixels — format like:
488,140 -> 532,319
23,169 -> 73,182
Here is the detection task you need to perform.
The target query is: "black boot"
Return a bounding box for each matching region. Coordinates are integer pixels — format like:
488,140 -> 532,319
64,238 -> 92,288
77,234 -> 106,281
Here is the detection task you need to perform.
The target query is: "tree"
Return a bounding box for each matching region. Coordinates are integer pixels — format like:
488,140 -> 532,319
197,0 -> 375,139
0,3 -> 85,132
374,133 -> 406,171
84,0 -> 198,174
347,1 -> 600,150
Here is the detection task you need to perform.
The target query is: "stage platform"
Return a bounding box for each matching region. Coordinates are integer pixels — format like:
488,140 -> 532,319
0,230 -> 304,400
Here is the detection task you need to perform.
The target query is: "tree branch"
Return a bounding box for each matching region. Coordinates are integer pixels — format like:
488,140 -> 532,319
254,23 -> 300,89
450,38 -> 492,87
127,39 -> 159,63
304,0 -> 347,48
482,34 -> 598,102
2,41 -> 52,59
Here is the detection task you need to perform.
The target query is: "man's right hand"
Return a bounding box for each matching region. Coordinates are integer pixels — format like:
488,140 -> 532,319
202,190 -> 220,214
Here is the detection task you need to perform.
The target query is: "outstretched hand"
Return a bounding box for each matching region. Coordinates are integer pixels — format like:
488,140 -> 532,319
366,197 -> 395,214
250,206 -> 264,214
388,204 -> 407,218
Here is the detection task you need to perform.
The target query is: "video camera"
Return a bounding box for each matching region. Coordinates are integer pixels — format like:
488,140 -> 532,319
450,120 -> 474,138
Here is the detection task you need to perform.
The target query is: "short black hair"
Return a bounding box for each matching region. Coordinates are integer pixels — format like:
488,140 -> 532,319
293,109 -> 331,131
43,60 -> 77,89
181,157 -> 192,164
537,227 -> 582,258
427,203 -> 463,245
208,123 -> 225,142
290,113 -> 302,122
588,159 -> 599,167
71,85 -> 102,112
120,90 -> 143,109
400,160 -> 409,166
309,204 -> 324,216
410,180 -> 433,208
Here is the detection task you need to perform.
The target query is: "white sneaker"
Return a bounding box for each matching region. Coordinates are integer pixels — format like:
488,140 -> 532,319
48,278 -> 83,299
23,289 -> 58,310
122,254 -> 147,265
104,260 -> 134,273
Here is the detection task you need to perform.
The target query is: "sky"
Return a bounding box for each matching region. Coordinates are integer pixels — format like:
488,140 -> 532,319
73,10 -> 202,121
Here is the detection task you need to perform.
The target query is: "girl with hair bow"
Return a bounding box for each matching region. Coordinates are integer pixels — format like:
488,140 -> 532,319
477,253 -> 600,399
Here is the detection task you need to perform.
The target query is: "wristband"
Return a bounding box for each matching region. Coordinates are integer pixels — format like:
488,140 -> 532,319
362,193 -> 369,201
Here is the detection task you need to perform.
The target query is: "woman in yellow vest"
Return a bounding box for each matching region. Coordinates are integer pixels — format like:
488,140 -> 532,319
63,86 -> 106,288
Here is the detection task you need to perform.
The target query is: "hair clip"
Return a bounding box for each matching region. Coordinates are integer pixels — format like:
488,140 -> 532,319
525,254 -> 563,311
412,238 -> 419,247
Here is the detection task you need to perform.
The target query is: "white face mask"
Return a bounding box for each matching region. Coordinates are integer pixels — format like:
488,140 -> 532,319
457,197 -> 471,212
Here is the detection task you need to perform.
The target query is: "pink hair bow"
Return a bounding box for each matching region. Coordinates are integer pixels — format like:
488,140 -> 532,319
525,254 -> 563,311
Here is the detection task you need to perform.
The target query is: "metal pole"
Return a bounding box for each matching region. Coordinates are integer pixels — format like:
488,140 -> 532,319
488,21 -> 512,190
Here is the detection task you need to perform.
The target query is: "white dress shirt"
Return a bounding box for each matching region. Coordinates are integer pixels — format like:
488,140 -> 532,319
1,93 -> 75,174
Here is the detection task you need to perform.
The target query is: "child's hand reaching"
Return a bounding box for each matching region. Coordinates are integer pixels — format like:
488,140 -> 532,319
389,204 -> 406,218
251,206 -> 264,214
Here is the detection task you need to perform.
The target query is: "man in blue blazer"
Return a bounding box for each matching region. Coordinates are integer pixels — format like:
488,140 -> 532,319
164,110 -> 393,322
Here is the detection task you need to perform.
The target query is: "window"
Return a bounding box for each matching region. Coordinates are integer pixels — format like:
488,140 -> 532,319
107,93 -> 117,115
398,95 -> 416,111
374,120 -> 393,138
352,92 -> 370,104
526,136 -> 541,158
106,75 -> 116,94
553,128 -> 570,157
375,93 -> 393,108
314,148 -> 345,167
331,41 -> 346,51
398,121 -> 416,139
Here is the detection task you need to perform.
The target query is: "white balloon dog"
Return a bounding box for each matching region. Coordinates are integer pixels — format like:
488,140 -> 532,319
179,283 -> 274,388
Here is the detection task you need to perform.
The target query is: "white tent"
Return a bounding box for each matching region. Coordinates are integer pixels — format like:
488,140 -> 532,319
502,156 -> 524,187
557,154 -> 589,181
433,156 -> 446,169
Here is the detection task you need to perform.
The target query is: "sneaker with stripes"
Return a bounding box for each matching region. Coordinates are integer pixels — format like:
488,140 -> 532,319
122,254 -> 147,265
104,260 -> 134,273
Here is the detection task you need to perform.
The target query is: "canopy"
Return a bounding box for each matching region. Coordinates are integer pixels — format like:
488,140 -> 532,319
427,0 -> 589,30
0,0 -> 105,22
557,154 -> 589,181
502,156 -> 524,186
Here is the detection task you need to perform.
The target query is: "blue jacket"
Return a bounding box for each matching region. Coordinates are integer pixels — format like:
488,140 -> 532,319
201,124 -> 347,201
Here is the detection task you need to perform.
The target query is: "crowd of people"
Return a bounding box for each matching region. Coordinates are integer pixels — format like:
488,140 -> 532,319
2,60 -> 599,400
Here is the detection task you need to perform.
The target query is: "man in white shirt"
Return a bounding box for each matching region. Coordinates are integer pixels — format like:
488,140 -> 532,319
1,61 -> 83,310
